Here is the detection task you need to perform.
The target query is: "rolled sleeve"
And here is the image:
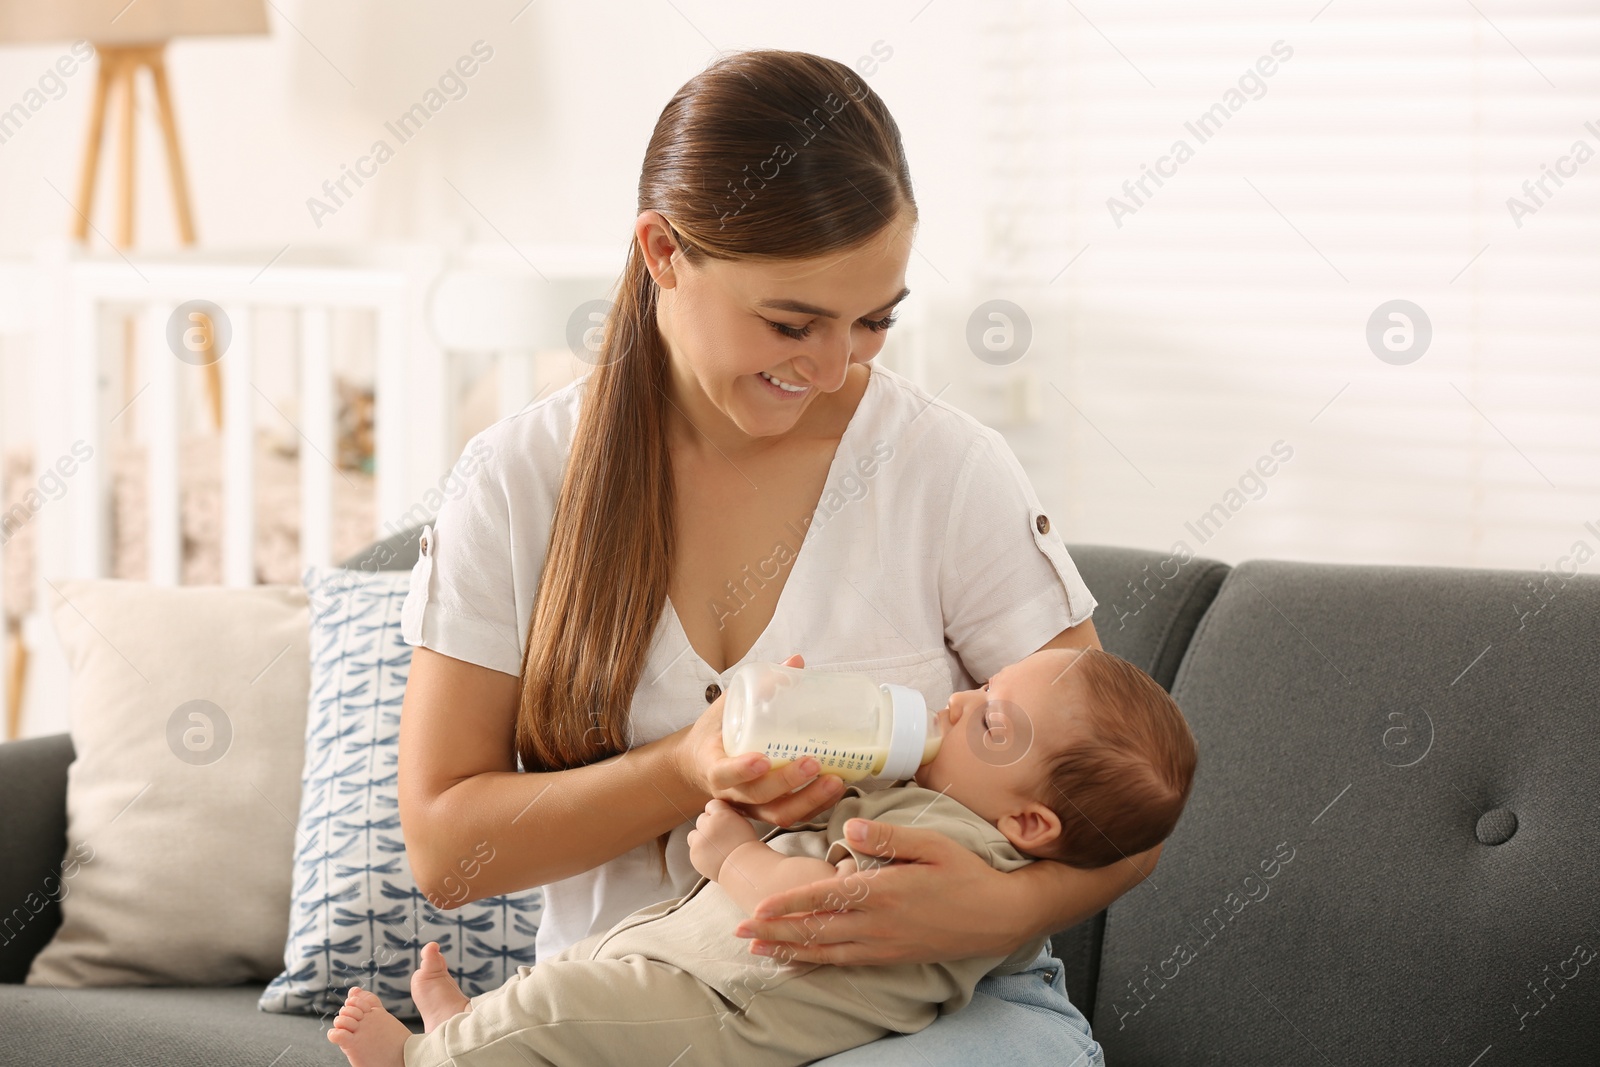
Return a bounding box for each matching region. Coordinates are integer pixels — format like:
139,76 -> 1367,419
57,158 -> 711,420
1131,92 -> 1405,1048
400,437 -> 525,678
821,788 -> 1021,872
938,430 -> 1098,685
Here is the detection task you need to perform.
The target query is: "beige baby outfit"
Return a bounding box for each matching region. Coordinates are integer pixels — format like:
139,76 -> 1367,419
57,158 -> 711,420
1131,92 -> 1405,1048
401,781 -> 1047,1067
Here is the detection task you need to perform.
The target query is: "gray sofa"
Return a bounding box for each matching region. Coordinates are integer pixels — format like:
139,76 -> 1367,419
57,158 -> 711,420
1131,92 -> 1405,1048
3,525 -> 1596,1065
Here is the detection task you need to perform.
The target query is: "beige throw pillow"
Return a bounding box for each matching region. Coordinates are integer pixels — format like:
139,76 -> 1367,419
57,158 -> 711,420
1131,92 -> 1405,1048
25,579 -> 310,987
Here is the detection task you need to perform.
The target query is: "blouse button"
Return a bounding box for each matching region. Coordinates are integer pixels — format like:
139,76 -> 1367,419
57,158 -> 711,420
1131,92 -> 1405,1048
1035,513 -> 1051,535
419,529 -> 431,556
705,683 -> 722,704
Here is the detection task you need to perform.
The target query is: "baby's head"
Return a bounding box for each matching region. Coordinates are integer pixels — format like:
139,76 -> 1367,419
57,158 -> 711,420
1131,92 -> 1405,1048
913,647 -> 1197,867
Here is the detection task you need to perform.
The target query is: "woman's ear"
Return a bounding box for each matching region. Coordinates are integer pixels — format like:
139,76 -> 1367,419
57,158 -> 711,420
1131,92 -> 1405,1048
635,210 -> 682,287
998,802 -> 1062,856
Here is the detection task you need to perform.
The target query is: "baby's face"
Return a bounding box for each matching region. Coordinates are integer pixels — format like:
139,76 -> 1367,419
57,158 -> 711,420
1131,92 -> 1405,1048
913,648 -> 1085,826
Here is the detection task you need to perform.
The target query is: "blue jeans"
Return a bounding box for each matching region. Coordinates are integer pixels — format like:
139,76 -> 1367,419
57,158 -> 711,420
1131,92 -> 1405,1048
812,943 -> 1105,1066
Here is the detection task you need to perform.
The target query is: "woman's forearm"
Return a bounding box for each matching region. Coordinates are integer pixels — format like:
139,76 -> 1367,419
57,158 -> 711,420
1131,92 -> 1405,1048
407,732 -> 708,906
1011,841 -> 1164,945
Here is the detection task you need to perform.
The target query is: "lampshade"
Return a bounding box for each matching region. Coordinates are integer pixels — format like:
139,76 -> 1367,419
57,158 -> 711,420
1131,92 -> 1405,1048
0,0 -> 268,45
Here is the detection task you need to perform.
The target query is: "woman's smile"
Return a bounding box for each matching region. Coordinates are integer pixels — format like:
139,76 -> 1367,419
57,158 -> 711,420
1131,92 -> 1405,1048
755,368 -> 812,399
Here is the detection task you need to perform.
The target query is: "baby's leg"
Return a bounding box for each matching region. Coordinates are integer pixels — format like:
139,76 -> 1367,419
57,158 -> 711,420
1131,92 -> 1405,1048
327,986 -> 413,1067
325,942 -> 479,1067
411,941 -> 471,1033
401,954 -> 803,1067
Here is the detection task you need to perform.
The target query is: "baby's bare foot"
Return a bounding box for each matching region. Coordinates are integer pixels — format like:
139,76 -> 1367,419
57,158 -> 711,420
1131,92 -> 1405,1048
412,941 -> 471,1034
327,985 -> 411,1067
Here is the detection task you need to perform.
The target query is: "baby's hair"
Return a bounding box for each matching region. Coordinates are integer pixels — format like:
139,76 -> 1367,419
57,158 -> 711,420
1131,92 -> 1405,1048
1030,648 -> 1197,868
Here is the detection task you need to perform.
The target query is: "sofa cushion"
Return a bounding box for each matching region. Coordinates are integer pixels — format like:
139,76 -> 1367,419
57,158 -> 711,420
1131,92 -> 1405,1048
1095,559 -> 1600,1064
25,580 -> 311,988
260,565 -> 543,1021
0,982 -> 353,1066
339,521 -> 430,573
1063,542 -> 1230,693
1047,543 -> 1228,1020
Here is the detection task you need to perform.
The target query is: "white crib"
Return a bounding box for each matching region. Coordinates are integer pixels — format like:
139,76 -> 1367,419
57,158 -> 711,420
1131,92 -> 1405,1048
1,236 -> 620,739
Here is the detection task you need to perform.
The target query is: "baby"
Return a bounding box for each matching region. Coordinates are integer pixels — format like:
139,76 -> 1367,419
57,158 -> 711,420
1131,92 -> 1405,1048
328,645 -> 1198,1067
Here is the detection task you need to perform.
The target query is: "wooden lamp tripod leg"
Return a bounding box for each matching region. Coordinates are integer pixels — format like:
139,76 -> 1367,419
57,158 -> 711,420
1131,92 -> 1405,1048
5,621 -> 26,740
147,48 -> 196,245
72,49 -> 116,240
115,51 -> 136,249
147,47 -> 222,431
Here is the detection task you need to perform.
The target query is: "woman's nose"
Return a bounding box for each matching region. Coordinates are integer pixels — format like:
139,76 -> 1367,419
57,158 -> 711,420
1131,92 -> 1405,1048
802,348 -> 855,393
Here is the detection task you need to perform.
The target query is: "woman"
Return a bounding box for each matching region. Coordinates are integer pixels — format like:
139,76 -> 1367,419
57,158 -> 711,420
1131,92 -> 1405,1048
398,48 -> 1158,1065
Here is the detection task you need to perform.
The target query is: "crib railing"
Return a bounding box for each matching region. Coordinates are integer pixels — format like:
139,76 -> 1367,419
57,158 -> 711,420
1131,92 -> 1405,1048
6,237 -> 619,739
34,241 -> 439,585
3,240 -> 449,738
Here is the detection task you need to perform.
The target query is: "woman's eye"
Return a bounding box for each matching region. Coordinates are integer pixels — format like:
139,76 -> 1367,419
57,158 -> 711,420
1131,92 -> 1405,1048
767,312 -> 899,341
769,320 -> 811,340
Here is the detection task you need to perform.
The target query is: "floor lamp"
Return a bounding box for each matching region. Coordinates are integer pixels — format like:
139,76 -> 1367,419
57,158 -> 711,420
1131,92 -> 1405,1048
0,0 -> 268,424
0,1 -> 268,740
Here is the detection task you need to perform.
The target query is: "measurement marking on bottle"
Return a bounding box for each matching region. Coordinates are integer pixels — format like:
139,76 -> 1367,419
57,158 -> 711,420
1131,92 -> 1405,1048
764,743 -> 872,771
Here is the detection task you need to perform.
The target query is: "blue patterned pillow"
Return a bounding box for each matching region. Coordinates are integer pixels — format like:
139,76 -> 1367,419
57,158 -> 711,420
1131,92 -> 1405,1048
259,564 -> 542,1021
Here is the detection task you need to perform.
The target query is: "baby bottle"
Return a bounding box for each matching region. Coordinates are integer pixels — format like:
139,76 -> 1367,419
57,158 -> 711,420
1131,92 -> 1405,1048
721,662 -> 943,783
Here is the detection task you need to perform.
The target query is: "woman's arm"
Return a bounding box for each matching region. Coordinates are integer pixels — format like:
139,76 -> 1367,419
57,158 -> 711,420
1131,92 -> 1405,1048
732,819 -> 1162,965
398,647 -> 705,905
399,647 -> 847,907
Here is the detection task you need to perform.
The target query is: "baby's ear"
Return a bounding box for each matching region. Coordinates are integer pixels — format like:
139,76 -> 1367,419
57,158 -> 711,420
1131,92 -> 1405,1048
998,802 -> 1062,855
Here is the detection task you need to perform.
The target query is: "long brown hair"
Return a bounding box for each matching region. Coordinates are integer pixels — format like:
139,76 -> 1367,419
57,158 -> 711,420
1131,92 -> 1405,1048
514,50 -> 917,873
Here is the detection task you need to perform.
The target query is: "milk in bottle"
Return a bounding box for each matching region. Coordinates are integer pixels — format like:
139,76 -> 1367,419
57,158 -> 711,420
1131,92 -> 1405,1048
721,662 -> 943,783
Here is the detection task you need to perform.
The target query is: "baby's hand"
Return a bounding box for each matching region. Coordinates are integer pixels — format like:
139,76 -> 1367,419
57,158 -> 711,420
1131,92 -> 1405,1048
688,798 -> 760,882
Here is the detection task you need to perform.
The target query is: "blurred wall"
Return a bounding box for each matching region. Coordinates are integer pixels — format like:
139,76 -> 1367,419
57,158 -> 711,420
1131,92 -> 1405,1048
0,0 -> 981,268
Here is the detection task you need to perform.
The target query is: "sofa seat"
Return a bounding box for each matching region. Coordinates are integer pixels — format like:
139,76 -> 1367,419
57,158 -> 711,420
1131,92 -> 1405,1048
0,982 -> 358,1066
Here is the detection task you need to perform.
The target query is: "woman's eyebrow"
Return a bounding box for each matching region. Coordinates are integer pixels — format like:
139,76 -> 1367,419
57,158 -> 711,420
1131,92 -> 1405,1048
756,287 -> 910,319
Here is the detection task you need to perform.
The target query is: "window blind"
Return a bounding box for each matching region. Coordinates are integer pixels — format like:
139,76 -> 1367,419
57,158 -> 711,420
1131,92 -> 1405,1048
964,0 -> 1600,575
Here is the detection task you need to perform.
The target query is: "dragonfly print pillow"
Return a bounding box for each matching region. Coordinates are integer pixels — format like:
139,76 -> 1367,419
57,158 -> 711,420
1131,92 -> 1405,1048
259,565 -> 543,1021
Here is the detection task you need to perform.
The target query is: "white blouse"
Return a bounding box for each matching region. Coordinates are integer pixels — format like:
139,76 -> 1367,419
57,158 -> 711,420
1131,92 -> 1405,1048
400,360 -> 1099,960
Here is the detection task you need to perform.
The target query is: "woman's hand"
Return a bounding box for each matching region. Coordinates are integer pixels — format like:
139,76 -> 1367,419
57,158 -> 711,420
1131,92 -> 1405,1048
731,817 -> 1033,966
675,653 -> 847,827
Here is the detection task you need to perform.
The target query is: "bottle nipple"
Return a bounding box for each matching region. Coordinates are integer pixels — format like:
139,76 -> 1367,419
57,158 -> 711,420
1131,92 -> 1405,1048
919,707 -> 946,766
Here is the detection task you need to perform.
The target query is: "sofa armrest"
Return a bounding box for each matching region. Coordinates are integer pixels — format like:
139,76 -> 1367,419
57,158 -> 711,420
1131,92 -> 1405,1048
0,732 -> 74,983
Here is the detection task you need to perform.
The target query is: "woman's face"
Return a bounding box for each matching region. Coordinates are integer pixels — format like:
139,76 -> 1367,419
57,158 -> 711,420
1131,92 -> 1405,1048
639,204 -> 916,445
